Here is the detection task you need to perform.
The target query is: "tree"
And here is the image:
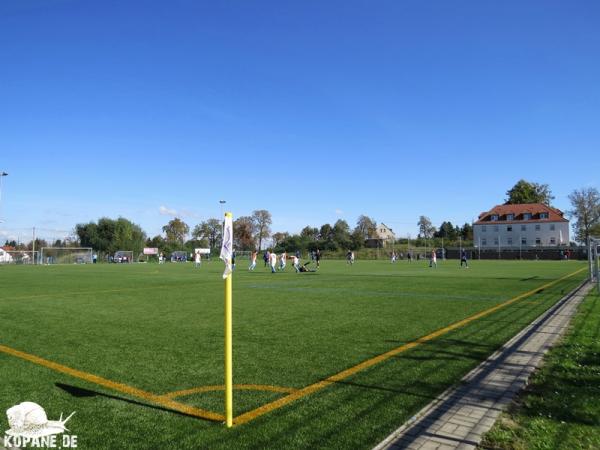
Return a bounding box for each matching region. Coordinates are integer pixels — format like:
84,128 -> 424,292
162,218 -> 189,246
350,228 -> 365,250
192,219 -> 222,250
146,235 -> 166,250
113,217 -> 146,255
233,216 -> 255,250
355,215 -> 377,240
276,234 -> 304,253
251,210 -> 272,251
417,216 -> 436,239
319,224 -> 333,241
300,226 -> 319,240
184,238 -> 208,254
332,219 -> 352,249
271,232 -> 290,247
75,222 -> 99,249
434,221 -> 458,240
460,223 -> 473,240
505,179 -> 554,205
76,217 -> 146,255
96,218 -> 116,251
27,238 -> 48,251
568,187 -> 600,243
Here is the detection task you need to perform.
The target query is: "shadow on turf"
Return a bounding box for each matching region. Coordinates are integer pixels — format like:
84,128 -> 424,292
55,383 -> 221,423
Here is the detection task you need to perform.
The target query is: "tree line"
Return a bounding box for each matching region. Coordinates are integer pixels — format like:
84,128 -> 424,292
4,181 -> 599,256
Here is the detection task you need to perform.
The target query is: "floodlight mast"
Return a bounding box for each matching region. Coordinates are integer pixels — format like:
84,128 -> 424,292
0,171 -> 7,223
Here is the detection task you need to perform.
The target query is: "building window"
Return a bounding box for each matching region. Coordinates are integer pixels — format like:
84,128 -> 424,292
482,225 -> 487,232
523,213 -> 532,220
506,214 -> 514,221
507,225 -> 512,232
491,214 -> 499,221
550,224 -> 555,231
521,225 -> 527,231
494,238 -> 499,245
507,237 -> 513,245
494,225 -> 499,232
521,237 -> 527,245
535,224 -> 540,231
540,212 -> 549,219
482,238 -> 487,246
550,237 -> 556,245
535,237 -> 541,245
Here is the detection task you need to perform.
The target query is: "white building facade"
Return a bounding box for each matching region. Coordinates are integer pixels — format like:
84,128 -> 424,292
473,203 -> 569,248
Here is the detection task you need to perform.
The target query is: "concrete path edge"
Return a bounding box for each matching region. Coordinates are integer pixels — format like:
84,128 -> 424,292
374,279 -> 594,450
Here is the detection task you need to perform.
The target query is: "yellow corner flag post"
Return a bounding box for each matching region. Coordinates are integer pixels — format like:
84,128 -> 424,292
225,261 -> 233,427
220,212 -> 234,427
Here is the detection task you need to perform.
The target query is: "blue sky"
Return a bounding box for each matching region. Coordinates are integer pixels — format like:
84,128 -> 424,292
1,0 -> 599,243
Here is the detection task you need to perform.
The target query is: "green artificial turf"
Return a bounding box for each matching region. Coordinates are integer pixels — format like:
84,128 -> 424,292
0,259 -> 587,449
480,286 -> 600,450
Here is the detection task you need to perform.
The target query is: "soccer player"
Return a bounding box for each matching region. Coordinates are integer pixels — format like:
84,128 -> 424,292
292,254 -> 300,272
249,251 -> 257,271
269,251 -> 277,273
279,252 -> 287,271
298,262 -> 317,272
429,249 -> 437,268
194,250 -> 201,268
315,248 -> 321,268
460,249 -> 469,268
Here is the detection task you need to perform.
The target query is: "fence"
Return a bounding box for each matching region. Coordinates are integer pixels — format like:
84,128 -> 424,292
313,246 -> 587,261
444,247 -> 586,261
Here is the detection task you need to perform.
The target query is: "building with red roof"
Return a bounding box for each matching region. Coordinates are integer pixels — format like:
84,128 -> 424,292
473,203 -> 569,248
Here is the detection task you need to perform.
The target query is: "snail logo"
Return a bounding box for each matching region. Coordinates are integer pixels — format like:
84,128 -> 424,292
3,402 -> 77,448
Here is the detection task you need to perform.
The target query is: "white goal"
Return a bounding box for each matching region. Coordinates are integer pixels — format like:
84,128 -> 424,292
40,247 -> 93,265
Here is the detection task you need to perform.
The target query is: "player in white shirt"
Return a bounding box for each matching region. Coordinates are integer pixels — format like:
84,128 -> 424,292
430,249 -> 437,268
269,252 -> 277,273
279,252 -> 287,271
249,251 -> 257,271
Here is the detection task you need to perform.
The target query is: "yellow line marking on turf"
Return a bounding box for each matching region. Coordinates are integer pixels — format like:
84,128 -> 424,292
162,384 -> 298,399
0,344 -> 225,422
233,267 -> 586,426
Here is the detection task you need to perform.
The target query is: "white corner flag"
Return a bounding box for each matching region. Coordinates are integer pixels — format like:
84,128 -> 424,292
220,213 -> 233,279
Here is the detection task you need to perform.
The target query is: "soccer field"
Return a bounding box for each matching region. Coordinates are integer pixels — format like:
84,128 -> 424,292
0,259 -> 587,449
